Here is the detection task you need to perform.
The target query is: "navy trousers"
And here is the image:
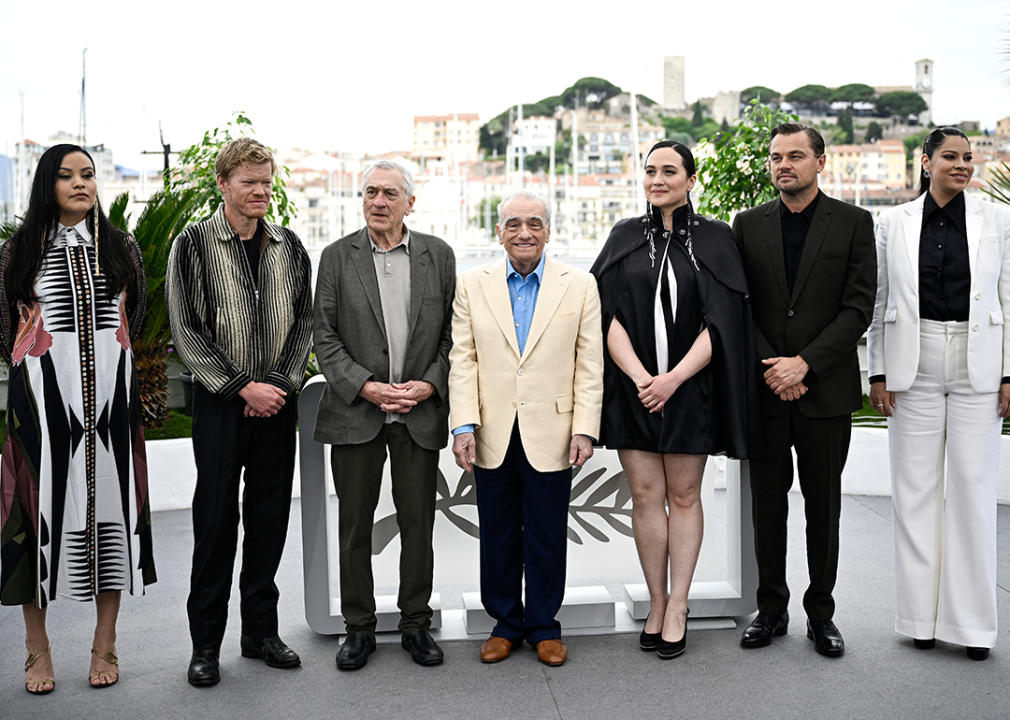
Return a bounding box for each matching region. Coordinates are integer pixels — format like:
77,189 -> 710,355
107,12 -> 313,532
473,421 -> 572,646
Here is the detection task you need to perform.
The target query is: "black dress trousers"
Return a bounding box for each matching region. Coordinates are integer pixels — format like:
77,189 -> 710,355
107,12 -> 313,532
187,381 -> 297,651
748,405 -> 850,621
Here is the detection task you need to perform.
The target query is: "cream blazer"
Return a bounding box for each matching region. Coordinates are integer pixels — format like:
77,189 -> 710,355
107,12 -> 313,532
867,192 -> 1010,393
448,256 -> 603,473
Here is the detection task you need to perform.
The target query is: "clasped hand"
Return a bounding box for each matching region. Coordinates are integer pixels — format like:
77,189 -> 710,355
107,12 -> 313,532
636,372 -> 680,414
240,381 -> 287,418
359,380 -> 434,414
762,356 -> 809,401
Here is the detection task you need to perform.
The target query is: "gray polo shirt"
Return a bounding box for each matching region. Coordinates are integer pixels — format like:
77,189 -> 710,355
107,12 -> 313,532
368,228 -> 412,424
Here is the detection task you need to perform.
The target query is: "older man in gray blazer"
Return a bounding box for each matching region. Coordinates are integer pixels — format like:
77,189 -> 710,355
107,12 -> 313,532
313,160 -> 455,670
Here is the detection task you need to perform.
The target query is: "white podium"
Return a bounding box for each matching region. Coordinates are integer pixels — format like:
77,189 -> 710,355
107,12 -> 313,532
298,376 -> 757,638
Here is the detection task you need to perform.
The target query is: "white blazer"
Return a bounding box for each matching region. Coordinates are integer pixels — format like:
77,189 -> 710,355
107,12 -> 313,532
867,192 -> 1010,393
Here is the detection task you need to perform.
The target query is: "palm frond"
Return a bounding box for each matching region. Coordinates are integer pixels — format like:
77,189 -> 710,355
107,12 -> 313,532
983,161 -> 1010,206
131,188 -> 201,352
108,192 -> 131,231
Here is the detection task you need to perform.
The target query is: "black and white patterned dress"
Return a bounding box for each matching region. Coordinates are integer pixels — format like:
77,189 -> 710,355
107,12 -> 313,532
0,220 -> 155,607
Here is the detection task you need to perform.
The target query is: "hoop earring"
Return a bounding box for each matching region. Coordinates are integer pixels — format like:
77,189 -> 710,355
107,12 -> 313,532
923,169 -> 931,178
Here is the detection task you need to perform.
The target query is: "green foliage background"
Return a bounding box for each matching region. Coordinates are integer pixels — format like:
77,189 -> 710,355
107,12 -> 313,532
695,101 -> 799,222
168,112 -> 296,227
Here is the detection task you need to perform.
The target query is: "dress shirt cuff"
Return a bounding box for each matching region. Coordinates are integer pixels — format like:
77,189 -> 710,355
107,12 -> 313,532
1002,377 -> 1010,386
868,375 -> 886,385
453,424 -> 475,435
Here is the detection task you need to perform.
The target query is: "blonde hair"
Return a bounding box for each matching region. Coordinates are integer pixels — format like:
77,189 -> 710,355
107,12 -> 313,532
215,138 -> 276,181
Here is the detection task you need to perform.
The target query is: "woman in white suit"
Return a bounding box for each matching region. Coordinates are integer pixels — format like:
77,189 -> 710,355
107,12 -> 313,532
868,127 -> 1010,661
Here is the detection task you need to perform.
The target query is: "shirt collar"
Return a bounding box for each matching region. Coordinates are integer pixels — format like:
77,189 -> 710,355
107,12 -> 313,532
507,252 -> 546,283
50,217 -> 93,244
779,190 -> 821,221
367,225 -> 411,254
923,191 -> 966,233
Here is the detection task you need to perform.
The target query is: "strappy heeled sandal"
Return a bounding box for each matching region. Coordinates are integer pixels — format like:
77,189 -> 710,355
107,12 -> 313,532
24,645 -> 55,695
89,647 -> 119,688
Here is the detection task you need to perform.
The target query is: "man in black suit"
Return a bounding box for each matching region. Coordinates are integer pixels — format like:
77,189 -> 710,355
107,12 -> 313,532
732,123 -> 876,657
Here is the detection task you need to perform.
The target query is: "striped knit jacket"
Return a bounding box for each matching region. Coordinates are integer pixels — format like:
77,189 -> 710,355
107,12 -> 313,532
166,204 -> 313,400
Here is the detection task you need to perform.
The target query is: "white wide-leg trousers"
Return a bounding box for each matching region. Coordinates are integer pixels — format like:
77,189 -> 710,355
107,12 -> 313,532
888,319 -> 1000,648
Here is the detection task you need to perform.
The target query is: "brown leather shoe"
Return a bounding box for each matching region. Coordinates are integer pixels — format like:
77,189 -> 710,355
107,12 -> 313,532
536,639 -> 567,666
480,637 -> 513,663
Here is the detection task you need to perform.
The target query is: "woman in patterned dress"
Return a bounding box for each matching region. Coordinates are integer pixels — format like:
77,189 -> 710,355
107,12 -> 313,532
0,144 -> 154,693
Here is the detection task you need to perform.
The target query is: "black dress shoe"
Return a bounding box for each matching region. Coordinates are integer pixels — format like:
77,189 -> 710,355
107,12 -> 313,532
640,614 -> 661,652
967,646 -> 990,661
187,649 -> 220,687
807,619 -> 845,657
401,629 -> 444,666
913,638 -> 936,650
740,612 -> 789,648
240,635 -> 301,669
657,628 -> 686,660
337,632 -> 376,671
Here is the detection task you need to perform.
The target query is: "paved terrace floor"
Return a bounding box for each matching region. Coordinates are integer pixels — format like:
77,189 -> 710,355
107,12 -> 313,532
2,492 -> 1009,720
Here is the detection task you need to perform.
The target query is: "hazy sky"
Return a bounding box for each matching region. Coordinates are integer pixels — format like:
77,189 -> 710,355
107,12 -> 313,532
1,0 -> 1007,173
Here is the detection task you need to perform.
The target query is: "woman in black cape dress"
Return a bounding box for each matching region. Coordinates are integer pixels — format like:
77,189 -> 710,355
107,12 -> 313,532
590,141 -> 760,659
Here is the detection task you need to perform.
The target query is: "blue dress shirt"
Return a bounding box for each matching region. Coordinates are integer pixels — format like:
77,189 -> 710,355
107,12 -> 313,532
453,254 -> 546,436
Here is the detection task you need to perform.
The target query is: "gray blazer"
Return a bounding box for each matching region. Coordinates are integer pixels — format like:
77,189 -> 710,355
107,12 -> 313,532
312,227 -> 456,450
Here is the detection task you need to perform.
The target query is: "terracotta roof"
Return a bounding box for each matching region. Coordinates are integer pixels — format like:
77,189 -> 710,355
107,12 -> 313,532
413,114 -> 480,122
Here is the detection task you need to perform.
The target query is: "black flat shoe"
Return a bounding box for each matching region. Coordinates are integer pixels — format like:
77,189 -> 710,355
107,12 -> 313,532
913,638 -> 935,650
240,635 -> 301,669
640,614 -> 661,652
967,647 -> 990,661
187,649 -> 220,687
741,612 -> 789,648
807,619 -> 845,658
337,632 -> 376,671
401,629 -> 444,666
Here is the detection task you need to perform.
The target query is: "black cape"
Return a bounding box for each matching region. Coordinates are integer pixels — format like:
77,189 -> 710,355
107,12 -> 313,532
590,207 -> 762,459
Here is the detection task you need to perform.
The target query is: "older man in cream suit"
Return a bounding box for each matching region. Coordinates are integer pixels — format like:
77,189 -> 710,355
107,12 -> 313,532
449,189 -> 603,667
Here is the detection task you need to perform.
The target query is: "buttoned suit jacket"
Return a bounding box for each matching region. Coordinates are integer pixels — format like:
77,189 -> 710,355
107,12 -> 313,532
312,227 -> 456,450
867,192 -> 1010,394
732,193 -> 877,418
448,256 -> 603,473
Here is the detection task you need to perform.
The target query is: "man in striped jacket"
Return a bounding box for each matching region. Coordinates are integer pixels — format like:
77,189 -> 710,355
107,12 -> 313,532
166,138 -> 312,687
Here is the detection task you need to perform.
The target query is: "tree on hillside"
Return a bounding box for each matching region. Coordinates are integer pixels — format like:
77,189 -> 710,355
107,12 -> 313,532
836,108 -> 854,144
875,91 -> 928,118
785,84 -> 832,105
691,100 -> 706,127
741,86 -> 780,103
903,129 -> 930,160
864,121 -> 884,144
831,83 -> 876,106
560,77 -> 623,109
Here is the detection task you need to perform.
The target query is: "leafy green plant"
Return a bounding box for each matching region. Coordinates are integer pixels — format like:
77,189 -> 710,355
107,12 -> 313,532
695,101 -> 799,222
168,112 -> 296,227
110,188 -> 201,427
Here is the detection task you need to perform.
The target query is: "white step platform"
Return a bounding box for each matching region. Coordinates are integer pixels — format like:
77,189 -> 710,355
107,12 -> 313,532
462,586 -> 616,635
623,583 -> 737,629
321,593 -> 442,635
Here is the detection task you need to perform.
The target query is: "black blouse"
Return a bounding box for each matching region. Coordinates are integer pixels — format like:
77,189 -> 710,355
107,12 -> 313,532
919,191 -> 969,322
